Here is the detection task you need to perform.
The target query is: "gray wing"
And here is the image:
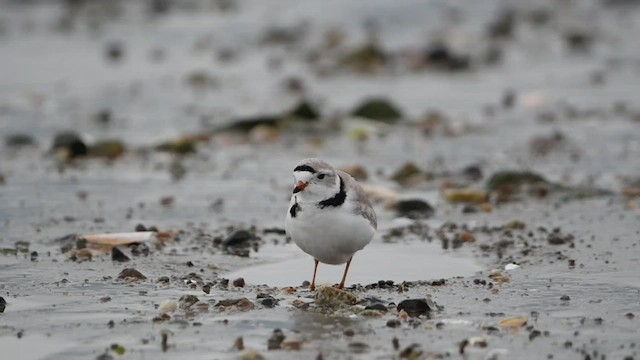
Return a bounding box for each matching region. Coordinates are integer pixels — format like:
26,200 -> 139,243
337,170 -> 377,229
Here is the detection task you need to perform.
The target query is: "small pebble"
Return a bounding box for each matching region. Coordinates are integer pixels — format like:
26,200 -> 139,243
259,297 -> 278,308
117,268 -> 146,280
392,337 -> 400,350
364,303 -> 388,312
397,299 -> 432,317
111,247 -> 130,262
267,329 -> 285,350
386,319 -> 401,328
233,278 -> 245,287
233,337 -> 244,351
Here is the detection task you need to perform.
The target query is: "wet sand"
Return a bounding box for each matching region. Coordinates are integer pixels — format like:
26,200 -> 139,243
1,0 -> 640,359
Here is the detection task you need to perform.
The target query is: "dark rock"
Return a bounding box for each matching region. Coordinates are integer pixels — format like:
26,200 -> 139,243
486,170 -> 547,191
396,199 -> 435,219
351,98 -> 402,123
117,268 -> 146,280
263,227 -> 286,235
399,344 -> 422,359
233,277 -> 245,287
52,131 -> 88,159
397,299 -> 432,317
223,230 -> 257,257
135,224 -> 147,232
223,230 -> 255,247
111,247 -> 130,262
0,296 -> 6,313
129,243 -> 150,257
30,251 -> 38,261
202,282 -> 214,294
625,312 -> 635,319
259,296 -> 278,308
529,329 -> 542,341
462,205 -> 478,214
179,295 -> 199,310
386,319 -> 401,328
560,295 -> 570,301
425,43 -> 470,71
548,229 -> 574,245
157,276 -> 170,284
54,234 -> 79,253
5,133 -> 35,148
76,237 -> 87,249
364,303 -> 387,312
462,165 -> 483,182
289,100 -> 320,121
267,329 -> 286,350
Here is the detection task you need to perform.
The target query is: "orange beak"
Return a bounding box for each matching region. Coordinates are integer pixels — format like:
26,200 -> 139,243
293,181 -> 308,193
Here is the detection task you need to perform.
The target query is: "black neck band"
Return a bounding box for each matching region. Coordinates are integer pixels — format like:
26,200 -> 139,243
317,176 -> 346,208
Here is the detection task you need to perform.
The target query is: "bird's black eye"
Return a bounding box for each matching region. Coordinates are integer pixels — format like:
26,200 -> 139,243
317,174 -> 325,179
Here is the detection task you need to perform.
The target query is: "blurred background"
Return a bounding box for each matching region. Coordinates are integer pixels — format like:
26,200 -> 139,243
1,0 -> 640,236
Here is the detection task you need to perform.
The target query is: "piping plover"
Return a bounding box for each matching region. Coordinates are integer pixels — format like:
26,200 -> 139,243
285,158 -> 377,290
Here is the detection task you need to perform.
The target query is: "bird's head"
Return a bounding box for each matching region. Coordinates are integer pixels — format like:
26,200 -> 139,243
291,158 -> 340,202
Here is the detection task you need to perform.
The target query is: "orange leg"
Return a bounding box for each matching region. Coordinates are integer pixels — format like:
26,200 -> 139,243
310,259 -> 319,291
338,257 -> 353,289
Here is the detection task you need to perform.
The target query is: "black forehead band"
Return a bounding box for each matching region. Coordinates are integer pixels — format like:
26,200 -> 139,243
294,165 -> 317,173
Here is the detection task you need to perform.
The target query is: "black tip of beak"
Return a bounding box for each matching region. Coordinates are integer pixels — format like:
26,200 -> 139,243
293,187 -> 301,194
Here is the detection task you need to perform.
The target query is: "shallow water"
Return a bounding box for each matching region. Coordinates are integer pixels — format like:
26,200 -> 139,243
224,242 -> 481,287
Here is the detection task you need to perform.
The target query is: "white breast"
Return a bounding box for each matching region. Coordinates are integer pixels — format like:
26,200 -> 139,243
285,198 -> 375,265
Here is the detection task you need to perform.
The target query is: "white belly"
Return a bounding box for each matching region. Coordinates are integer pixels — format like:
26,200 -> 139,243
285,203 -> 375,265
